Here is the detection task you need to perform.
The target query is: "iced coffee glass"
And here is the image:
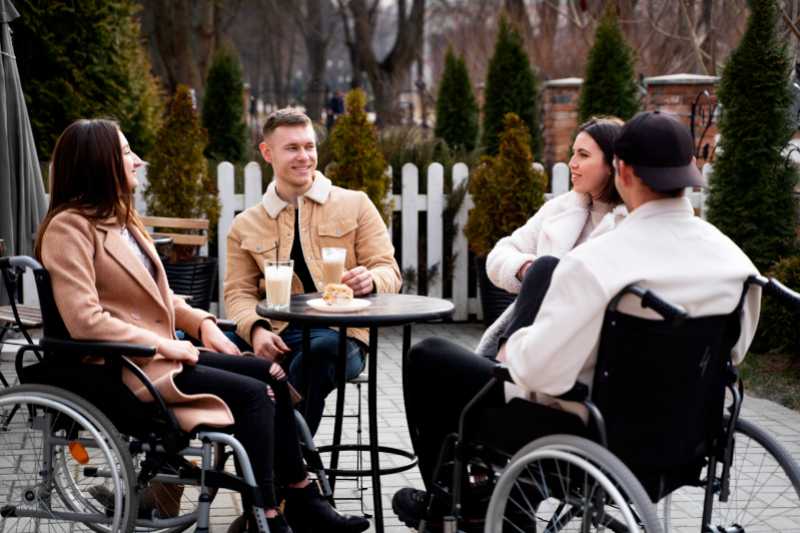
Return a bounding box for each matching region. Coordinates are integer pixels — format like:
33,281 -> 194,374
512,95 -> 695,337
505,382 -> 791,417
264,259 -> 294,311
322,248 -> 346,286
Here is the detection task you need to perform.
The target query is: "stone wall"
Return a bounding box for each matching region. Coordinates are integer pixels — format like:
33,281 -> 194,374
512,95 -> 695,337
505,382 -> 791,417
644,74 -> 720,167
541,78 -> 582,175
540,74 -> 720,173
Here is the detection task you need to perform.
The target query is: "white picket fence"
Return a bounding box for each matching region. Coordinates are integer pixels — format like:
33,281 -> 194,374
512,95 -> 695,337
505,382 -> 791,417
131,161 -> 711,320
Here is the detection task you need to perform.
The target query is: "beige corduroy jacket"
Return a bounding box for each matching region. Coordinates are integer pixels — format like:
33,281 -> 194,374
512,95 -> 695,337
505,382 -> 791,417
40,210 -> 234,432
224,172 -> 402,346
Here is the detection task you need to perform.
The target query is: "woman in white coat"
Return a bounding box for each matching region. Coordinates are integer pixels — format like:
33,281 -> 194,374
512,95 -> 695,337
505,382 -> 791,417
476,116 -> 628,358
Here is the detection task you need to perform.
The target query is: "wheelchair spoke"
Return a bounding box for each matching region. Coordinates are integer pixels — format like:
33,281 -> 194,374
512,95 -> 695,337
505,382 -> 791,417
662,416 -> 800,532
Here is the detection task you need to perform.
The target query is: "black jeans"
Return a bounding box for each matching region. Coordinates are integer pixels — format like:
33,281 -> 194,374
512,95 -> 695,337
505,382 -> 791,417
172,352 -> 307,510
405,256 -> 560,489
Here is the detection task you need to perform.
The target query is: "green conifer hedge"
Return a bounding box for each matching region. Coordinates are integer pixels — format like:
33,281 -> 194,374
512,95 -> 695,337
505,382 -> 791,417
144,86 -> 220,262
434,46 -> 479,152
14,0 -> 162,159
706,0 -> 799,273
577,5 -> 639,123
201,43 -> 250,165
328,89 -> 392,224
464,113 -> 547,258
480,14 -> 541,158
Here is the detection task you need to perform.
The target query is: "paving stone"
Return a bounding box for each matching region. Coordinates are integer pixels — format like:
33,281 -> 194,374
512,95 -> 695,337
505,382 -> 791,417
4,323 -> 800,533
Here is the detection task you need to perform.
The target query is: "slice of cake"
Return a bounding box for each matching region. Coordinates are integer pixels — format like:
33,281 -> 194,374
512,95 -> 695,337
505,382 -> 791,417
323,283 -> 354,306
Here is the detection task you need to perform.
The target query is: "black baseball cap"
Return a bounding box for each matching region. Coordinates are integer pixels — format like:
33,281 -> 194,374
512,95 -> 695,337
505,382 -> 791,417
613,110 -> 707,191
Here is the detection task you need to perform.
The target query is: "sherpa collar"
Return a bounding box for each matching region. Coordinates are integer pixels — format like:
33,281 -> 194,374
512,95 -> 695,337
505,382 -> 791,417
261,171 -> 332,219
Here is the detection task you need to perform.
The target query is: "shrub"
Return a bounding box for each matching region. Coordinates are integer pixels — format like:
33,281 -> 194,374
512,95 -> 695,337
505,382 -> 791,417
464,113 -> 547,258
577,5 -> 639,123
434,46 -> 479,152
705,0 -> 799,272
201,43 -> 250,165
328,89 -> 392,224
751,256 -> 800,361
144,86 -> 220,263
14,0 -> 162,159
480,14 -> 541,159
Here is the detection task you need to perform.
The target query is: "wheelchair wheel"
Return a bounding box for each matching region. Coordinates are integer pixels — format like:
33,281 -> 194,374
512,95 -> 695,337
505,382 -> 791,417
0,384 -> 138,533
485,435 -> 663,532
662,415 -> 800,533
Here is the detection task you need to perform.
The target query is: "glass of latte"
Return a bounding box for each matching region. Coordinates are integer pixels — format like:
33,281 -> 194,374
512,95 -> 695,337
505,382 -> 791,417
321,248 -> 346,286
264,259 -> 294,310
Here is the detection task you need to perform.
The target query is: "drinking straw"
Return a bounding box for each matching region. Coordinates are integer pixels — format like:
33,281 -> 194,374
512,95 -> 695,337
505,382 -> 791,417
275,241 -> 278,268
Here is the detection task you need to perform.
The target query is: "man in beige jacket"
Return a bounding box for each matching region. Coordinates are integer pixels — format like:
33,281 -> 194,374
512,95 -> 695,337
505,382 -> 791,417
224,108 -> 401,434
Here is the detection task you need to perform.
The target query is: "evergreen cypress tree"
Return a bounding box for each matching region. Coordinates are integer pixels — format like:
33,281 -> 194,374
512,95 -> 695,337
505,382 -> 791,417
328,89 -> 391,224
464,113 -> 547,258
434,46 -> 479,151
144,86 -> 220,262
14,0 -> 162,159
577,5 -> 639,123
201,43 -> 249,165
480,14 -> 541,158
706,0 -> 799,272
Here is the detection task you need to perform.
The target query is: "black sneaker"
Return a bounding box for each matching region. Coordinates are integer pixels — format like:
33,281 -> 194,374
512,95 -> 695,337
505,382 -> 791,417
392,488 -> 434,529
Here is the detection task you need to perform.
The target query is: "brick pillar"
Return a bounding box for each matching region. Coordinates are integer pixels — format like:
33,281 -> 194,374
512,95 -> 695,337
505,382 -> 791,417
644,74 -> 720,168
542,78 -> 582,175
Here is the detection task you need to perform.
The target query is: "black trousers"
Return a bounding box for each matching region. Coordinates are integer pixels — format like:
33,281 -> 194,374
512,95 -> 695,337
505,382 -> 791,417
173,352 -> 307,510
405,256 -> 560,489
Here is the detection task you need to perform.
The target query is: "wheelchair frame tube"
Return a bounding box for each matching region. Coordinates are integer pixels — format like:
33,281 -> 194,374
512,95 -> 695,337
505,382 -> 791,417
199,432 -> 269,533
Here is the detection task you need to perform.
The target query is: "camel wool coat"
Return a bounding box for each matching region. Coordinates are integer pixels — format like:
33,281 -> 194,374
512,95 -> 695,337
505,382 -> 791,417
40,210 -> 234,432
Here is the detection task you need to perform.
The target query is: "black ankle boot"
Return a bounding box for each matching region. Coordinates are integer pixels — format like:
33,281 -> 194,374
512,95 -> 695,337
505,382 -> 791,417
266,514 -> 293,533
226,512 -> 293,533
283,483 -> 370,533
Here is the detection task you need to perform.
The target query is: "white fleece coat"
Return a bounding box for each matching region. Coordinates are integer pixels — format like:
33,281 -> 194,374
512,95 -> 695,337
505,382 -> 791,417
475,191 -> 628,357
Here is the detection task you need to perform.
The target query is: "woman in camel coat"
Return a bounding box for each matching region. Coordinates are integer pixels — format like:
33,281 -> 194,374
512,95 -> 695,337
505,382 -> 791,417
34,119 -> 368,533
476,117 -> 629,358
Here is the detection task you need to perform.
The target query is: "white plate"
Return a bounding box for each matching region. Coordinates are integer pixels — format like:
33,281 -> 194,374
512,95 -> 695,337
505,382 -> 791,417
306,298 -> 371,313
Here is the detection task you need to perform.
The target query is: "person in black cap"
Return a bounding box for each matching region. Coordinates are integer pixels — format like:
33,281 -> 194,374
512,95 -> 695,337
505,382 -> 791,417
391,110 -> 762,532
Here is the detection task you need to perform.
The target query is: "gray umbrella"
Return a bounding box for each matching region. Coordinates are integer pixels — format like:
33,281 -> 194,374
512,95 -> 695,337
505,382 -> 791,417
0,0 -> 47,259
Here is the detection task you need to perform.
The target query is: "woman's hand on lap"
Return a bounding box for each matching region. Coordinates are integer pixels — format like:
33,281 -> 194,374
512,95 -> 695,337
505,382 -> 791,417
199,319 -> 242,356
158,339 -> 200,365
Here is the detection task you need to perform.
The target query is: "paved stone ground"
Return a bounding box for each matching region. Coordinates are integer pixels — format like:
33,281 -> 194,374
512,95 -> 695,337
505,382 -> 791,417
2,323 -> 800,533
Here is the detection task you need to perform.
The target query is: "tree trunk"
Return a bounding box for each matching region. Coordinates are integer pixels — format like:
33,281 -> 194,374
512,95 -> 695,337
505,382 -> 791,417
297,0 -> 329,122
342,0 -> 425,126
700,0 -> 715,75
537,0 -> 558,75
193,0 -> 216,83
504,0 -> 534,46
144,0 -> 207,104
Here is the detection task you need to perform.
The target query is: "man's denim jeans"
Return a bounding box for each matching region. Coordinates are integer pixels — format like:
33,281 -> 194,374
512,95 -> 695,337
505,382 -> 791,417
225,328 -> 364,435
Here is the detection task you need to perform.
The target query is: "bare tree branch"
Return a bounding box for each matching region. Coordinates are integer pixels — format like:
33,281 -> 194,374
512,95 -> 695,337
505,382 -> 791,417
677,0 -> 709,75
780,4 -> 800,41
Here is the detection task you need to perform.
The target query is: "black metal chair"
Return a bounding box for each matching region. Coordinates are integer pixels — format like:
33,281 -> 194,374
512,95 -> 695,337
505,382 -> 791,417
426,277 -> 800,533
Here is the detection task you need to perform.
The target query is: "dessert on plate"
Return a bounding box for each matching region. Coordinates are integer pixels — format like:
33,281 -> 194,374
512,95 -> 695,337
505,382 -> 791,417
322,283 -> 354,306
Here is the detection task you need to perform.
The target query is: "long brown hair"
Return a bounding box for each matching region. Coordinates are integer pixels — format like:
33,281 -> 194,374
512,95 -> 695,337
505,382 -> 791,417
577,116 -> 625,205
34,119 -> 151,261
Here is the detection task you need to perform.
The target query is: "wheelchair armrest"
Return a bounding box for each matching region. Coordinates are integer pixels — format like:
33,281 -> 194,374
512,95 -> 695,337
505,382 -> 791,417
38,338 -> 157,359
217,319 -> 237,332
554,382 -> 590,403
492,364 -> 514,383
492,365 -> 589,402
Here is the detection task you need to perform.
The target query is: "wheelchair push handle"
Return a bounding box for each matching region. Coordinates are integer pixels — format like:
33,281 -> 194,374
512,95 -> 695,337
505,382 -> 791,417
610,285 -> 687,326
749,275 -> 800,316
641,289 -> 687,326
0,256 -> 43,271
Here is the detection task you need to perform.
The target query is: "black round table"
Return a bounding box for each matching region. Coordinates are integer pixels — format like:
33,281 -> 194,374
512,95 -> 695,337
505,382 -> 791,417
257,293 -> 454,532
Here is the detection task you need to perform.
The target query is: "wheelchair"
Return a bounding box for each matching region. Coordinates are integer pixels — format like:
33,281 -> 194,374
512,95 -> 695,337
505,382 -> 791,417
0,255 -> 335,533
422,276 -> 800,533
